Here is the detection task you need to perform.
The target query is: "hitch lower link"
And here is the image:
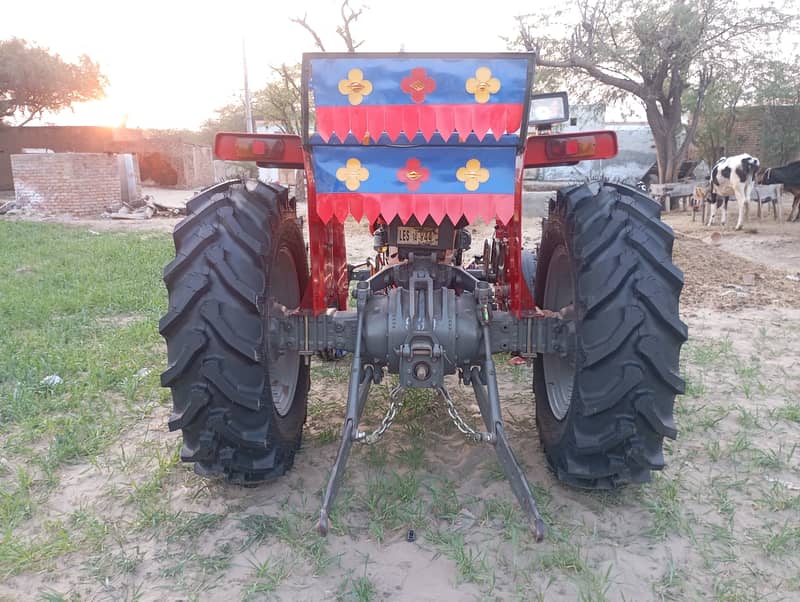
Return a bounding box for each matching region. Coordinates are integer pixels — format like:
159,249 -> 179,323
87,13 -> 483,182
316,281 -> 546,542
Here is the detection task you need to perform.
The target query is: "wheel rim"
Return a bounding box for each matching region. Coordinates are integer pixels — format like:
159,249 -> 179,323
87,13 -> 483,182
269,246 -> 301,416
542,245 -> 576,421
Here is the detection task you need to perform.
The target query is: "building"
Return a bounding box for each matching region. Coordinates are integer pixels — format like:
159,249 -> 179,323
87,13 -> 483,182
527,103 -> 660,184
0,126 -> 214,191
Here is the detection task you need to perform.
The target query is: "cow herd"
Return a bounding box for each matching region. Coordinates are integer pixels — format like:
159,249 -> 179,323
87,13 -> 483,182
651,155 -> 800,230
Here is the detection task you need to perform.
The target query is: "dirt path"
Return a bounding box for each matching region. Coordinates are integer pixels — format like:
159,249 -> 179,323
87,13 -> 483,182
663,211 -> 800,275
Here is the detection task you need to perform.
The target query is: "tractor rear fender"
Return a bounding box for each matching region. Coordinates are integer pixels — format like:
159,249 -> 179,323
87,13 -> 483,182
214,131 -> 348,314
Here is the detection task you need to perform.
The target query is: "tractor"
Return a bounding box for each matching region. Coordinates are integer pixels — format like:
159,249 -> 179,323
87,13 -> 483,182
160,53 -> 687,541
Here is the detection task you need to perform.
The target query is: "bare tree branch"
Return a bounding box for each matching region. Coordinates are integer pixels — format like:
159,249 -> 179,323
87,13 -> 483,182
537,55 -> 645,98
336,0 -> 365,52
290,13 -> 327,51
676,66 -> 711,163
16,112 -> 38,127
290,1 -> 367,53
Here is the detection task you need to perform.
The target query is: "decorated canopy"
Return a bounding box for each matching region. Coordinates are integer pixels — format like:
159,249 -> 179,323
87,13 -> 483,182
303,53 -> 534,225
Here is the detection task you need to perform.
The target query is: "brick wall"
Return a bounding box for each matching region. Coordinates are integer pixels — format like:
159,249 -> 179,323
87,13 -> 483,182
10,153 -> 128,216
727,109 -> 764,158
1,126 -> 215,190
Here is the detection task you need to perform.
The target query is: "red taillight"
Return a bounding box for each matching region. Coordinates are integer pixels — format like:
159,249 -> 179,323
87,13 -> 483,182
214,132 -> 305,168
251,139 -> 267,156
523,131 -> 618,168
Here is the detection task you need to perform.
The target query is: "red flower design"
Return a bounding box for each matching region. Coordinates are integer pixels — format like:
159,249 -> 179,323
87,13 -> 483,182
397,158 -> 430,192
401,67 -> 436,103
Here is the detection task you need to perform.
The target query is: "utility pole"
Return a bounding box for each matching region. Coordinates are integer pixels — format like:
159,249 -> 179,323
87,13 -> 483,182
242,37 -> 253,133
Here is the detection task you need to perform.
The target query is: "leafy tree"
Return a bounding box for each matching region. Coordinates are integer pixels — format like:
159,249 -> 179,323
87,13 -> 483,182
198,64 -> 304,143
690,74 -> 747,168
0,38 -> 107,126
198,98 -> 247,144
691,55 -> 800,168
754,57 -> 800,165
255,64 -> 304,135
513,0 -> 796,183
202,1 -> 365,139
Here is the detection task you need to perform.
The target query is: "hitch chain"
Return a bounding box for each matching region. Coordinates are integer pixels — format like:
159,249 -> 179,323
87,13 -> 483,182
438,386 -> 495,444
356,385 -> 404,445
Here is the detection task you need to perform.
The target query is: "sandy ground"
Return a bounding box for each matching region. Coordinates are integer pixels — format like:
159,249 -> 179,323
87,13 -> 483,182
2,192 -> 800,600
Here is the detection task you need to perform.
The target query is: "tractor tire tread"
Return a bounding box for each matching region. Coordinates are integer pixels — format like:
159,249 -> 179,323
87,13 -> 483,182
160,179 -> 308,484
534,182 -> 687,489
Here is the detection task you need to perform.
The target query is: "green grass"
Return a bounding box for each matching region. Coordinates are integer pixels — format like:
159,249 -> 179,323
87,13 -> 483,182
427,529 -> 495,588
239,510 -> 335,574
243,555 -> 291,601
336,554 -> 377,602
772,402 -> 800,423
642,473 -> 690,540
0,222 -> 171,451
167,512 -> 225,541
0,221 -> 171,576
756,522 -> 800,557
127,442 -> 183,530
684,338 -> 734,366
757,482 -> 800,512
362,471 -> 423,541
651,557 -> 686,601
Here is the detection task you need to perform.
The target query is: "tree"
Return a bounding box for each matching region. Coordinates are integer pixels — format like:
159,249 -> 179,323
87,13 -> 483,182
754,57 -> 800,165
513,0 -> 796,183
690,74 -> 747,168
255,64 -> 304,135
202,1 -> 365,140
0,38 -> 107,126
690,55 -> 800,168
290,0 -> 366,52
198,99 -> 247,144
198,65 -> 304,144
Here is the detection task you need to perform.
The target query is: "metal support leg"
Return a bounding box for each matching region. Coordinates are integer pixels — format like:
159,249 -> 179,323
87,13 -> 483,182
469,319 -> 547,542
316,366 -> 372,536
317,284 -> 371,536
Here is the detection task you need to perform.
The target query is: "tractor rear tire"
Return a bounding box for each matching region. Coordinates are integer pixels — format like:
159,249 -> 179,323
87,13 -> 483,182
160,179 -> 309,484
533,182 -> 687,488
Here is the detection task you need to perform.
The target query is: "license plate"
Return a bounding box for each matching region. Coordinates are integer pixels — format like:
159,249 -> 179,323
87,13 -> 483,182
397,226 -> 439,246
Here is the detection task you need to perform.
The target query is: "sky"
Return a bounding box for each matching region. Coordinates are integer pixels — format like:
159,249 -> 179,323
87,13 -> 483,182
2,0 -> 539,130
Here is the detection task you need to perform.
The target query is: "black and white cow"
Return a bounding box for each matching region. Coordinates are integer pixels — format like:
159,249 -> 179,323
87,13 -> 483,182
706,153 -> 761,230
758,160 -> 800,222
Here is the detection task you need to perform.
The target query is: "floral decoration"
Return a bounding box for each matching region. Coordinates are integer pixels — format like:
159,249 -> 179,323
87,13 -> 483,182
465,67 -> 501,103
456,158 -> 490,191
335,158 -> 369,191
397,158 -> 430,191
338,69 -> 373,105
400,67 -> 436,103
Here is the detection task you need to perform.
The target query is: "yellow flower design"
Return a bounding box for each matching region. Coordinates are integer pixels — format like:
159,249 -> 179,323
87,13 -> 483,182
338,68 -> 373,105
465,67 -> 501,103
336,158 -> 369,191
456,159 -> 490,191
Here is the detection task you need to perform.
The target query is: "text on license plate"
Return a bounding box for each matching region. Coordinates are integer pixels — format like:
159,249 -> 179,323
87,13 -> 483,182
397,227 -> 439,246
